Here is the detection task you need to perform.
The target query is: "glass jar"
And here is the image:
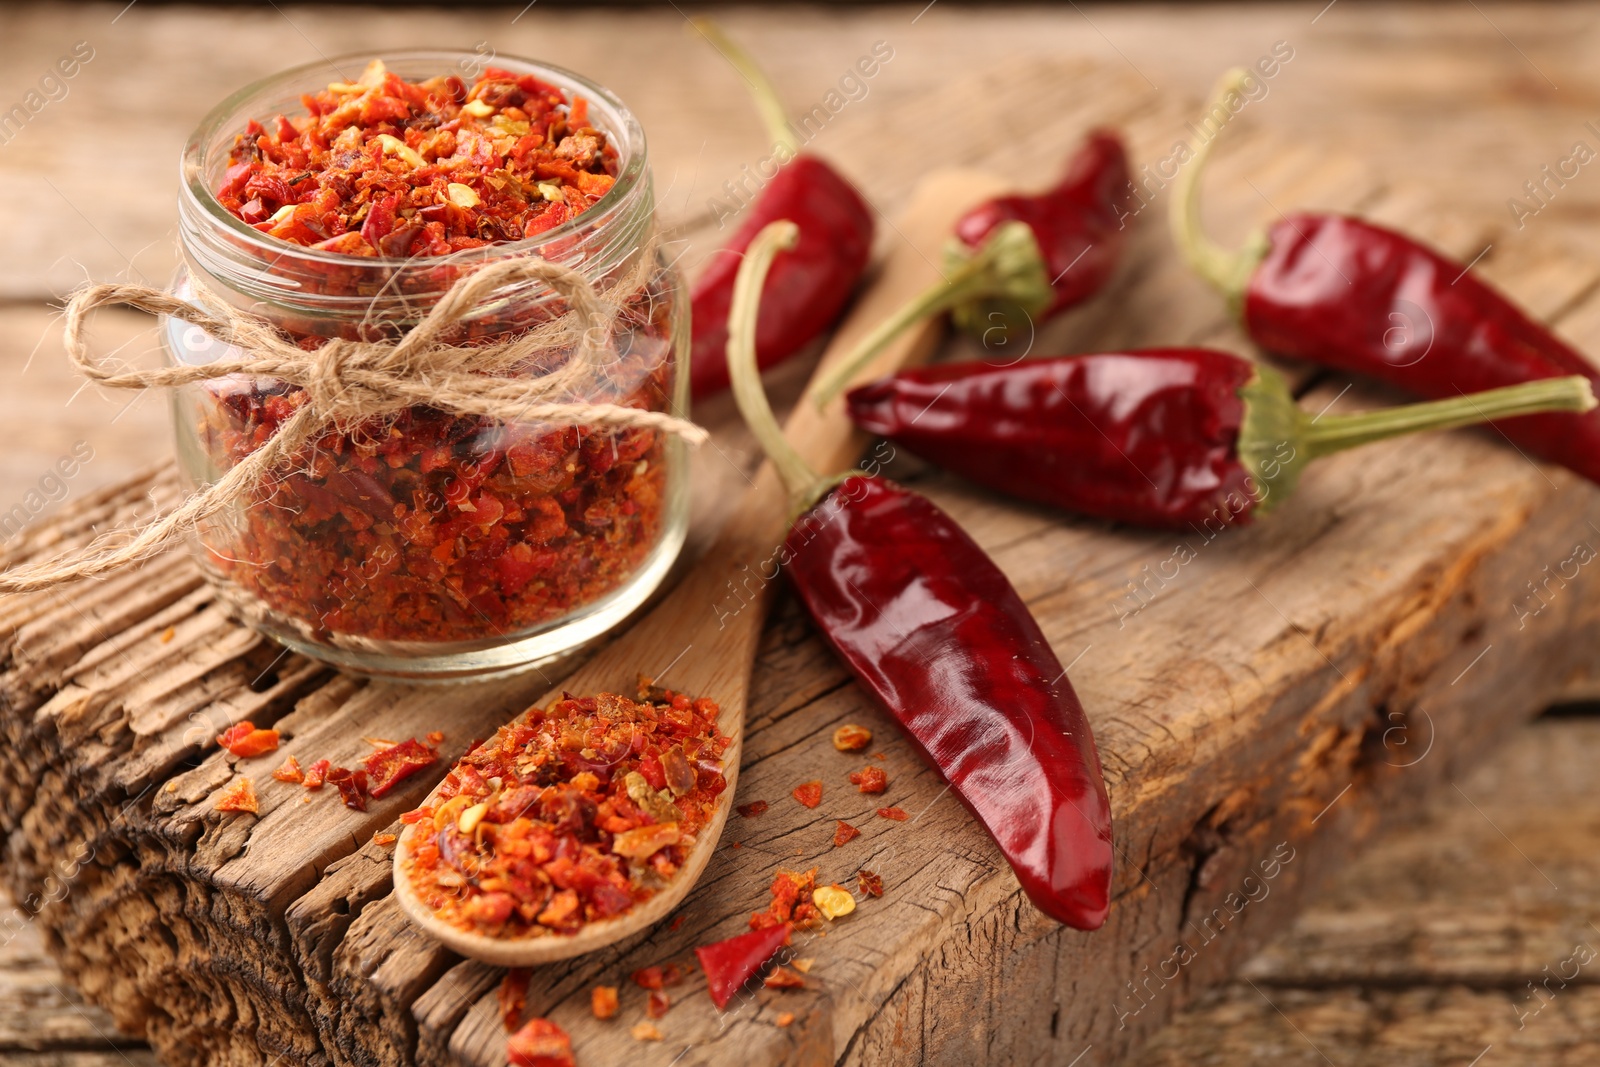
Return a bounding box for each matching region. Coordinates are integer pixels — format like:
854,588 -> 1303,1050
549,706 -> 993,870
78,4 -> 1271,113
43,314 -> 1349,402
164,51 -> 688,681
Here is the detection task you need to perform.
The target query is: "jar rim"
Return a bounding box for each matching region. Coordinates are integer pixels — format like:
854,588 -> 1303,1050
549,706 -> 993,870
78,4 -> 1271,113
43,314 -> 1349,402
178,48 -> 649,273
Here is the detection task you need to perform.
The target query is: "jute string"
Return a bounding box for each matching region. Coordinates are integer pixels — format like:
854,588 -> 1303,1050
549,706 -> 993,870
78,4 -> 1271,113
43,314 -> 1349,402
0,255 -> 707,593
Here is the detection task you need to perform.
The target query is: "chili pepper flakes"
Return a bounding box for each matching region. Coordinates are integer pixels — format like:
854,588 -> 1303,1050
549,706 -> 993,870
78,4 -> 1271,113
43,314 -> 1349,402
736,800 -> 769,818
507,1018 -> 575,1067
630,1022 -> 662,1042
750,867 -> 821,932
303,759 -> 331,790
877,807 -> 908,821
327,767 -> 370,811
763,966 -> 805,990
694,922 -> 791,1010
831,724 -> 872,751
219,59 -> 619,256
848,766 -> 887,794
857,869 -> 884,898
591,985 -> 619,1020
373,832 -> 397,847
646,990 -> 671,1019
400,688 -> 729,939
364,738 -> 439,798
272,755 -> 305,783
791,781 -> 822,809
499,968 -> 531,1032
217,722 -> 281,759
215,778 -> 259,814
775,1012 -> 795,1027
832,821 -> 860,848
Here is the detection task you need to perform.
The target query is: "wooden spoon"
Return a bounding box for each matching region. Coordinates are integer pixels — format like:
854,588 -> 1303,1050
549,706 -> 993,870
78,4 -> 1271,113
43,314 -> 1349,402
395,167 -> 1010,965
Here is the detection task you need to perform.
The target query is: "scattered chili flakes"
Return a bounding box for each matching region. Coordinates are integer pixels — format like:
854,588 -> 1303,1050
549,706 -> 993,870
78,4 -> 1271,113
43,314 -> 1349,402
272,755 -> 305,784
736,800 -> 769,818
506,1018 -> 574,1067
775,1012 -> 795,1028
832,724 -> 872,751
763,966 -> 805,990
792,958 -> 814,974
646,990 -> 671,1019
877,807 -> 909,821
590,985 -> 619,1020
669,914 -> 686,932
848,766 -> 887,794
750,867 -> 821,932
813,885 -> 856,920
215,778 -> 259,814
159,625 -> 176,643
426,731 -> 446,746
373,832 -> 397,847
857,869 -> 885,898
499,968 -> 531,1032
873,752 -> 887,761
327,767 -> 369,811
303,759 -> 331,790
400,689 -> 729,939
791,781 -> 823,809
832,821 -> 860,847
630,1022 -> 662,1042
632,966 -> 666,991
364,738 -> 438,798
217,722 -> 281,759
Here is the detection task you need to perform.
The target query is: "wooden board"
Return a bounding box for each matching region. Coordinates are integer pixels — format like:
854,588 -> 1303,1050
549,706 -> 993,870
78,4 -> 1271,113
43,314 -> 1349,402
4,4 -> 1600,1067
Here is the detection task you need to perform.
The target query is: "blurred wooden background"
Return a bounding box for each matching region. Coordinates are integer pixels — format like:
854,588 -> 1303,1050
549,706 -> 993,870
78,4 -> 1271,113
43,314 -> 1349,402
3,3 -> 1600,1065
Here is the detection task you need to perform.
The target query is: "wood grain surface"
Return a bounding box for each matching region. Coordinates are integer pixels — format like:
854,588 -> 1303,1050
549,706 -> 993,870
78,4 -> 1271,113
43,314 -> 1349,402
2,4 -> 1600,1067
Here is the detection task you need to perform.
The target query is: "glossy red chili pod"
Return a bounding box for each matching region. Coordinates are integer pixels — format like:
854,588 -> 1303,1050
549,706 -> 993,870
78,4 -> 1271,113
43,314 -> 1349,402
1173,68 -> 1600,487
726,221 -> 1114,930
687,20 -> 875,399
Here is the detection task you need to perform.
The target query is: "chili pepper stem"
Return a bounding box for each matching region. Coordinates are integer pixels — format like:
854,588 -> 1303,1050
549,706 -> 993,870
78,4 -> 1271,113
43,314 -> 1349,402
1240,370 -> 1596,513
690,18 -> 801,158
1169,67 -> 1272,314
726,220 -> 839,514
812,221 -> 1050,409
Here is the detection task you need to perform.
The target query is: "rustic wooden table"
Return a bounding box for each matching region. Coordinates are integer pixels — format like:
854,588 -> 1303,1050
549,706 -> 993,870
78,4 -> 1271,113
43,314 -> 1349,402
3,3 -> 1600,1066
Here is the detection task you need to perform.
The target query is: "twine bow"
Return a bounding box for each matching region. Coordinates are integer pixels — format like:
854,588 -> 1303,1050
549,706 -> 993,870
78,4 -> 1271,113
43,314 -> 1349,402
0,256 -> 706,593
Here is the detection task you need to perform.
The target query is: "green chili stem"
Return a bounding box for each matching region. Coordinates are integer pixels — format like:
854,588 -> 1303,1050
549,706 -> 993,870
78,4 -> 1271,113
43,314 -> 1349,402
812,220 -> 1045,410
726,220 -> 829,509
1169,67 -> 1270,313
691,18 -> 799,158
1301,375 -> 1597,458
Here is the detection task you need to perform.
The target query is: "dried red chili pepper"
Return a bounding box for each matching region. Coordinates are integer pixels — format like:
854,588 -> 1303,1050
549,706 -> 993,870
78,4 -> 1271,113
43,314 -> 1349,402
303,759 -> 331,790
791,781 -> 823,809
847,767 -> 887,794
857,869 -> 884,898
506,1018 -> 575,1067
1174,68 -> 1600,486
364,738 -> 439,798
832,724 -> 872,751
217,722 -> 281,759
847,351 -> 1595,530
399,688 -> 729,938
728,222 -> 1114,929
694,922 -> 792,1010
646,990 -> 671,1019
763,966 -> 805,990
814,129 -> 1131,406
736,800 -> 769,818
685,20 -> 875,399
832,820 -> 861,847
750,867 -> 819,932
591,985 -> 619,1020
876,807 -> 909,822
272,755 -> 305,784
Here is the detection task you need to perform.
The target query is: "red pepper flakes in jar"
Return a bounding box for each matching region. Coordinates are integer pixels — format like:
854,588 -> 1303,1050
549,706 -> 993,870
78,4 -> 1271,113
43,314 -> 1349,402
848,766 -> 887,794
176,54 -> 686,669
791,781 -> 822,809
506,1018 -> 575,1067
400,688 -> 729,939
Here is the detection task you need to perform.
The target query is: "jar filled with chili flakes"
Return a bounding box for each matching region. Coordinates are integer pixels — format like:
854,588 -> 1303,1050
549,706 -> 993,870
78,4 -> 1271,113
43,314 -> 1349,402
166,52 -> 688,680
